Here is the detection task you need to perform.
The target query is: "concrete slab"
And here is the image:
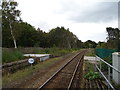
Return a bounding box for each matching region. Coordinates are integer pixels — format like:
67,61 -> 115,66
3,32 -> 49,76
24,54 -> 50,57
84,56 -> 100,61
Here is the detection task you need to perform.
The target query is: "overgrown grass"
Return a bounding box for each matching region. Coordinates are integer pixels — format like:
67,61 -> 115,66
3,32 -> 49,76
2,47 -> 79,63
83,61 -> 100,80
2,57 -> 62,87
101,57 -> 112,71
84,71 -> 100,80
28,47 -> 78,56
2,50 -> 25,63
85,49 -> 95,56
85,61 -> 95,72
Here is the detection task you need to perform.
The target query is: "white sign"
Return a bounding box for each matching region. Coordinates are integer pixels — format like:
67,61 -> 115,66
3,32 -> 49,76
28,58 -> 34,64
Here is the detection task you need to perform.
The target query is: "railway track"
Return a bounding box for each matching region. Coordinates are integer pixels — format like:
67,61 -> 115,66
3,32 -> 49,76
38,50 -> 86,89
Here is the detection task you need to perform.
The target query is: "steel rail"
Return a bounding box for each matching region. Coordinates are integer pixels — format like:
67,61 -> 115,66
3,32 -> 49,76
67,55 -> 83,90
37,51 -> 82,90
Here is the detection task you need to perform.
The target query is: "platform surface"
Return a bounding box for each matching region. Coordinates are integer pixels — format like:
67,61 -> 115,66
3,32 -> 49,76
84,56 -> 100,61
24,54 -> 50,57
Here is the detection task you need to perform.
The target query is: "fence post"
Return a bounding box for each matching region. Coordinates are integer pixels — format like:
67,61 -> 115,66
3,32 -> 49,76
108,66 -> 110,88
100,60 -> 101,71
95,56 -> 97,71
112,52 -> 120,85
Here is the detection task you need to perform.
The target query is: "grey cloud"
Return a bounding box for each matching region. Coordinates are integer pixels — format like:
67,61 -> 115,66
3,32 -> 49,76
73,2 -> 117,23
59,2 -> 118,23
38,21 -> 50,32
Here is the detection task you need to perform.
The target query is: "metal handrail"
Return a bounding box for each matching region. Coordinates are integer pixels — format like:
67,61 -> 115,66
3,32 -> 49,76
95,55 -> 120,89
95,65 -> 115,90
96,56 -> 120,73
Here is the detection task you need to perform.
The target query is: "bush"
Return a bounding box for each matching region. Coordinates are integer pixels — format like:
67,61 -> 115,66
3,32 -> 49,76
42,48 -> 77,56
84,71 -> 100,80
101,56 -> 112,71
2,50 -> 24,63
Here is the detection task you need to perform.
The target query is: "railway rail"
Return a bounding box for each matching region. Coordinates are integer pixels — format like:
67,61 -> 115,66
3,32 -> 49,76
38,50 -> 86,89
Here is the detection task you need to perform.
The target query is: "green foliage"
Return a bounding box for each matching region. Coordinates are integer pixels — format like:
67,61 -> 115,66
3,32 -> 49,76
51,48 -> 72,56
96,42 -> 108,48
48,27 -> 79,48
85,49 -> 95,56
84,71 -> 100,80
101,57 -> 112,71
33,48 -> 76,56
83,40 -> 97,48
17,22 -> 37,47
106,27 -> 120,50
2,50 -> 24,63
2,1 -> 21,48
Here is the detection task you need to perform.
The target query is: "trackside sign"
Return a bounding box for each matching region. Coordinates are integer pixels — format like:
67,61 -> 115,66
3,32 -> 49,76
28,58 -> 34,64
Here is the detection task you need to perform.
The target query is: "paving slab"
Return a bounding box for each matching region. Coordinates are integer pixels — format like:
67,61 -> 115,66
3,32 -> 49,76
84,56 -> 100,61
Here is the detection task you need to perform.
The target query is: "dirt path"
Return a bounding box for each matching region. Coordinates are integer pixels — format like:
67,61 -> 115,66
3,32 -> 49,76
3,51 -> 79,88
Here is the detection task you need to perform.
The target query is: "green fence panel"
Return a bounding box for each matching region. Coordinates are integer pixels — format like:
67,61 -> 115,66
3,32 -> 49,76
95,48 -> 117,59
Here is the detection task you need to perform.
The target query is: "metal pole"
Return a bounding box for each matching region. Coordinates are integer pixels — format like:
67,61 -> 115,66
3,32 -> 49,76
100,60 -> 101,71
96,65 -> 115,90
95,56 -> 97,71
108,66 -> 110,89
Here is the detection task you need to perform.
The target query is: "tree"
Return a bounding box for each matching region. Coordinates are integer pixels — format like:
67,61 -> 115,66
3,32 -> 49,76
106,27 -> 120,50
48,26 -> 78,48
35,28 -> 48,47
2,0 -> 21,48
76,40 -> 83,48
96,41 -> 108,48
17,22 -> 37,47
83,40 -> 97,48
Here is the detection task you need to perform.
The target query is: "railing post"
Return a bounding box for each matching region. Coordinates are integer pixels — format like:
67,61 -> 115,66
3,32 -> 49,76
108,66 -> 110,88
100,60 -> 101,71
95,56 -> 97,71
98,57 -> 102,78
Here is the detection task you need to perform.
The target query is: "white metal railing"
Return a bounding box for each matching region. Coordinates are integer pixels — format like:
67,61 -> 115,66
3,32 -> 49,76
95,56 -> 120,90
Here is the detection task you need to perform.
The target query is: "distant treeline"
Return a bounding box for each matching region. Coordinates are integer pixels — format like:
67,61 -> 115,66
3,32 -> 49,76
2,21 -> 97,48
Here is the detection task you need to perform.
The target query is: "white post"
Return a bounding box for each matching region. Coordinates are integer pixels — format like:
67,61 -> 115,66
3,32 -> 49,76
112,52 -> 120,85
108,66 -> 110,88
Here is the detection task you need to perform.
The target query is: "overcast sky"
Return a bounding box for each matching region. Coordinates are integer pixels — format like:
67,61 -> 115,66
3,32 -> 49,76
15,0 -> 119,42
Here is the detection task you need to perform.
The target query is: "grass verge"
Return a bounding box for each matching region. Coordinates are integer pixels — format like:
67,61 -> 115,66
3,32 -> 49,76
2,49 -> 25,63
84,61 -> 95,72
2,56 -> 63,87
85,49 -> 95,56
